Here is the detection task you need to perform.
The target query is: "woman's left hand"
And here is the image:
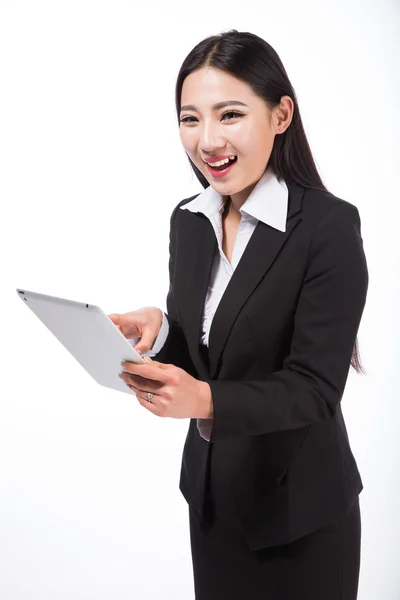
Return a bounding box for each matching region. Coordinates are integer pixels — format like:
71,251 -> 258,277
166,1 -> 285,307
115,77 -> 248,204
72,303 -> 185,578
119,360 -> 213,419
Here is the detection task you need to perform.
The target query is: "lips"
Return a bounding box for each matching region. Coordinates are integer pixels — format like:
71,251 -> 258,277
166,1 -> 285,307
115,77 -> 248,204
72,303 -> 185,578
209,156 -> 237,170
203,155 -> 236,164
205,156 -> 237,178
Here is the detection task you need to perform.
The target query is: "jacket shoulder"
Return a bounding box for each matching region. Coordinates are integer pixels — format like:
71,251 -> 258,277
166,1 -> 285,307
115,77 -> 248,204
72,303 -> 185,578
301,187 -> 360,225
169,193 -> 202,225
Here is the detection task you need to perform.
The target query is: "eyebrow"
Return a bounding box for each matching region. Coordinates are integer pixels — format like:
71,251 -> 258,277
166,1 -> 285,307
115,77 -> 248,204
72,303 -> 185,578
180,100 -> 248,112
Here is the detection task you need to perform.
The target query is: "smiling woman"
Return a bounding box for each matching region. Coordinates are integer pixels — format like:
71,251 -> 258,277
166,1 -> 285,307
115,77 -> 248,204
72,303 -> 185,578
109,28 -> 368,600
168,29 -> 368,600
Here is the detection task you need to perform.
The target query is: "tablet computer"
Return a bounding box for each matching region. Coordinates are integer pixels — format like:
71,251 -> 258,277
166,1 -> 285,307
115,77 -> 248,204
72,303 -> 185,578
16,288 -> 146,395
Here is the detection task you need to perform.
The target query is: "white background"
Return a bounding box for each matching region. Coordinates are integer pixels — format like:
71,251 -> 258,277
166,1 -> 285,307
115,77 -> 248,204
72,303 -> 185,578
1,1 -> 399,598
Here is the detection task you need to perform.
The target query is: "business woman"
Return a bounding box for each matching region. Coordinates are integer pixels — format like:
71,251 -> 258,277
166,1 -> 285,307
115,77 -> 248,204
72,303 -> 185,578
110,30 -> 369,600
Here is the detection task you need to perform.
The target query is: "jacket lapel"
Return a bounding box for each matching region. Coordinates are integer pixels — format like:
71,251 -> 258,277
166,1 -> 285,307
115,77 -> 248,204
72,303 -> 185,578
175,211 -> 217,378
176,181 -> 305,379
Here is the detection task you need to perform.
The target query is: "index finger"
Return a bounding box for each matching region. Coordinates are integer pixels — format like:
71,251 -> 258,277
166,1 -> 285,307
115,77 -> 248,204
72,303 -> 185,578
121,362 -> 170,383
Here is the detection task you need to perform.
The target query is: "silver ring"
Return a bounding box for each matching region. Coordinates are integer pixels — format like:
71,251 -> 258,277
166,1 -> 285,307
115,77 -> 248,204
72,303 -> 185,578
145,392 -> 154,403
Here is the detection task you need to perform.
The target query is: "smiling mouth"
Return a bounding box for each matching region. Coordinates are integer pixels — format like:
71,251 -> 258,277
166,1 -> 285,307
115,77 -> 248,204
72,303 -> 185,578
205,156 -> 237,171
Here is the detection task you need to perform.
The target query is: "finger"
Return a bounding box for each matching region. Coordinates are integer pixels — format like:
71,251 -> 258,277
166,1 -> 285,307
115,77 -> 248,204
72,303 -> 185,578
108,314 -> 139,338
107,313 -> 121,325
133,358 -> 170,370
128,384 -> 159,415
146,360 -> 171,369
121,362 -> 170,383
137,396 -> 159,414
134,332 -> 158,355
121,373 -> 163,393
108,315 -> 128,335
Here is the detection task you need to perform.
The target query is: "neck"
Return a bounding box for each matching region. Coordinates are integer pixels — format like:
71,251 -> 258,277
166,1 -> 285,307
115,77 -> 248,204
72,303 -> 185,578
226,178 -> 260,215
223,196 -> 241,224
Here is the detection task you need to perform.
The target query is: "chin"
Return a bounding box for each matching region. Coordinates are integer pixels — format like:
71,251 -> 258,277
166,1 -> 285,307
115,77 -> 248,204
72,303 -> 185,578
212,176 -> 247,194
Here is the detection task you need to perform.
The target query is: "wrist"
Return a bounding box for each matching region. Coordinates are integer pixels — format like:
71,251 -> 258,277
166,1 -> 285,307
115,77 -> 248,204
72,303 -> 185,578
196,381 -> 213,419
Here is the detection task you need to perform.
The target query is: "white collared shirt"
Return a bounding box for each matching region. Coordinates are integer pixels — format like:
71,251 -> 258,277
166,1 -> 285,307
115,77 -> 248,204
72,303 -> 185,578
147,167 -> 289,354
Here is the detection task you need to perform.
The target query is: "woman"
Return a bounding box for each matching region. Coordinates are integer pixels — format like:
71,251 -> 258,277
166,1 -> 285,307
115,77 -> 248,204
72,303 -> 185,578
110,30 -> 369,600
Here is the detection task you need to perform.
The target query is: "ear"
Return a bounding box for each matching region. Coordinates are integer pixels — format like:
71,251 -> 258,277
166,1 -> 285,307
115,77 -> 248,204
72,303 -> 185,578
274,95 -> 294,134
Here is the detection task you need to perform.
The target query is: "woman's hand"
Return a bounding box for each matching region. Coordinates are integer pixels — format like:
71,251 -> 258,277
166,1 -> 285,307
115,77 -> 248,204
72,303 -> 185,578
107,307 -> 163,355
119,360 -> 213,420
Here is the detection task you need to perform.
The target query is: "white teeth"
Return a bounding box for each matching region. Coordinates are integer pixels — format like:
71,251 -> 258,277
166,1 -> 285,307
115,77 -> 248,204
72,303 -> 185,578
206,155 -> 236,167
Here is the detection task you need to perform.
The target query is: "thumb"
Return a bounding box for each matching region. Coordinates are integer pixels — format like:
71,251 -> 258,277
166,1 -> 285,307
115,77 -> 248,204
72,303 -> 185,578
133,332 -> 156,355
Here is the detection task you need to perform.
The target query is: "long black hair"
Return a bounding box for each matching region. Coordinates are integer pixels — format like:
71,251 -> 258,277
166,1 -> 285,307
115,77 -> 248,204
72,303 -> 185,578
175,29 -> 364,374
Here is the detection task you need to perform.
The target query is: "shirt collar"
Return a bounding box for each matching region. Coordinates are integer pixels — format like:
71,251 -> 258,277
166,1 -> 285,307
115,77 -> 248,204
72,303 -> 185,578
180,167 -> 288,232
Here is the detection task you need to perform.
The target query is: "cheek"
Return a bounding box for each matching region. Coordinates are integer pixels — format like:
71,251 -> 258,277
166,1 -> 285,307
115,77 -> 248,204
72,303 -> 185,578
224,121 -> 268,157
179,128 -> 198,153
240,121 -> 272,150
240,131 -> 274,170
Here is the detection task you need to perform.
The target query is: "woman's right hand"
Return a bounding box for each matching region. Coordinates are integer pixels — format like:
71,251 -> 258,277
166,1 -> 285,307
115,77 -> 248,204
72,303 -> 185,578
107,307 -> 164,355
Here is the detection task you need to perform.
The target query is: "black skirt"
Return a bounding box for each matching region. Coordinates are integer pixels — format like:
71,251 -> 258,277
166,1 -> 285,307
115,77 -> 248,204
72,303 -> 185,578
191,344 -> 361,599
188,494 -> 361,600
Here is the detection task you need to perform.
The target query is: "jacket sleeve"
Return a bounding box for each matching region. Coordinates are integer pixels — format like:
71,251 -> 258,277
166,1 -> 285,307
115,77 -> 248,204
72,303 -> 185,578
205,202 -> 369,443
151,204 -> 198,378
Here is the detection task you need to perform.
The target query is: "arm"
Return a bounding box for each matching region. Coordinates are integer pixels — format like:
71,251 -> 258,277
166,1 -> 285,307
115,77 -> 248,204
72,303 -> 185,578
150,204 -> 198,377
202,202 -> 369,443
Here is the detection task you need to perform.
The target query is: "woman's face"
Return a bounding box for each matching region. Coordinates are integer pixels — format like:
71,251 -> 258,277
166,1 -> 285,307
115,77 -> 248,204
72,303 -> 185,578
179,67 -> 288,205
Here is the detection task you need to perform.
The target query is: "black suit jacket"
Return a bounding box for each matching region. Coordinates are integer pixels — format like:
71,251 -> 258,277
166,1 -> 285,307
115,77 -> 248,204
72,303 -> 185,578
154,181 -> 369,551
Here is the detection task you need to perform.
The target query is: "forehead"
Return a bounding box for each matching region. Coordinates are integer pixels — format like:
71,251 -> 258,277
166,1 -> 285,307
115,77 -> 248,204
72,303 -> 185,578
181,67 -> 256,105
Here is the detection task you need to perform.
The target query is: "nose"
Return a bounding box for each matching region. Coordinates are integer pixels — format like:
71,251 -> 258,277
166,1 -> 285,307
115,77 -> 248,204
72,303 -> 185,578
199,120 -> 226,152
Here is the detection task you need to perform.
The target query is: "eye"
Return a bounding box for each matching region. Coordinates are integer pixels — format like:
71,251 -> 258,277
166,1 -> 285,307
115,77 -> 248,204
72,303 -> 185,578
179,110 -> 245,124
179,116 -> 197,123
221,110 -> 245,120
